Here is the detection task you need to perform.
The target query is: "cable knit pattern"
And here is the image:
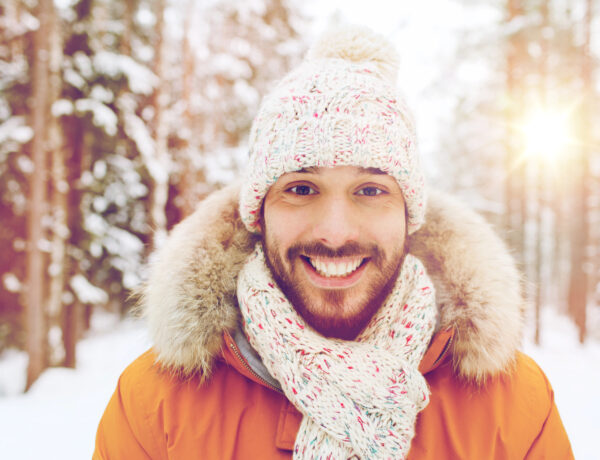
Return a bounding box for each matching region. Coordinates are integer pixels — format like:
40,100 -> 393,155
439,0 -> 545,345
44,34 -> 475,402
237,244 -> 437,459
239,26 -> 426,235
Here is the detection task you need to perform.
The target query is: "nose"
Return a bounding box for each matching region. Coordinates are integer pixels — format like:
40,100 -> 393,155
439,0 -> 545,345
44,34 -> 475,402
311,194 -> 360,248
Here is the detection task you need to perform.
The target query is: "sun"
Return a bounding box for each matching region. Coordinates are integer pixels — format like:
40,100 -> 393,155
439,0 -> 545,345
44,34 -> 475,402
521,109 -> 572,163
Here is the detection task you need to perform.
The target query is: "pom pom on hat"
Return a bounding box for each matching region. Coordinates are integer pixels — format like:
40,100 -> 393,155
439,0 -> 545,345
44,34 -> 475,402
306,25 -> 400,84
239,26 -> 426,235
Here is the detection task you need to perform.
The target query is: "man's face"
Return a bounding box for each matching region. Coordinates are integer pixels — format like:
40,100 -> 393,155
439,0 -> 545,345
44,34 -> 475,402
261,166 -> 407,340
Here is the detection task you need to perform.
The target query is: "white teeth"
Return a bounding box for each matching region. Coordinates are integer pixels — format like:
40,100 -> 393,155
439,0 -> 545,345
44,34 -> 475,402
335,263 -> 343,276
327,262 -> 335,275
309,257 -> 363,278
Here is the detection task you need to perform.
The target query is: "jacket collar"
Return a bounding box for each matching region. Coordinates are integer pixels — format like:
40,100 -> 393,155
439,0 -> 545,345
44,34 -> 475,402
140,182 -> 525,384
221,327 -> 456,452
222,327 -> 456,393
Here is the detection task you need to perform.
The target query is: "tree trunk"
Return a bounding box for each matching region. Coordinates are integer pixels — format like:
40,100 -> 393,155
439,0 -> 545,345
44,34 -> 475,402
149,0 -> 170,247
25,0 -> 53,391
568,172 -> 588,344
568,0 -> 592,343
533,0 -> 550,345
61,120 -> 87,368
504,0 -> 525,267
534,179 -> 542,344
120,0 -> 137,56
62,302 -> 82,368
177,0 -> 206,217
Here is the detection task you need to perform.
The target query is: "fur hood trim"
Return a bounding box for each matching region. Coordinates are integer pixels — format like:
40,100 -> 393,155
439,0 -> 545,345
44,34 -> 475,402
141,183 -> 525,383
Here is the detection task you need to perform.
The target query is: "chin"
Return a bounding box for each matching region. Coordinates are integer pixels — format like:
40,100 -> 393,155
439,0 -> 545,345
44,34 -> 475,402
274,273 -> 398,340
302,310 -> 372,341
261,237 -> 407,341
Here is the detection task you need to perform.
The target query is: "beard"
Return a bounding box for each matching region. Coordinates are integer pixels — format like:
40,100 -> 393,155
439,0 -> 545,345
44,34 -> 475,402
262,234 -> 407,341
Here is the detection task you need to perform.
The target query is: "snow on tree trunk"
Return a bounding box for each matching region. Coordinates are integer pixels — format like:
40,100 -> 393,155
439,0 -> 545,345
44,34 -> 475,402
46,0 -> 69,366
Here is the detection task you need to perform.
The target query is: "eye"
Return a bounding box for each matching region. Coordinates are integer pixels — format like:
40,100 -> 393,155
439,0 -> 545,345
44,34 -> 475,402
287,184 -> 317,196
356,186 -> 385,197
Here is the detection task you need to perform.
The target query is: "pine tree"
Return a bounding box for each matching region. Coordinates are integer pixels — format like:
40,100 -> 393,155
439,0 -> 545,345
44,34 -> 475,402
0,0 -> 36,354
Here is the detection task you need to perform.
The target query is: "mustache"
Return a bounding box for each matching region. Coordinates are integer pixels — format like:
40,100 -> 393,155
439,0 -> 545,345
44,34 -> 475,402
287,241 -> 386,266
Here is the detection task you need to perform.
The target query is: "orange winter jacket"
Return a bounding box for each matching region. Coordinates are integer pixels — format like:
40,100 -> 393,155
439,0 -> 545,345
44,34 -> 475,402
94,329 -> 572,459
94,184 -> 573,459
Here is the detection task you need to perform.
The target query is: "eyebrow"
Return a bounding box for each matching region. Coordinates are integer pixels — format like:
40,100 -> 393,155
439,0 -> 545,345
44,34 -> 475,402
295,166 -> 386,175
363,167 -> 386,175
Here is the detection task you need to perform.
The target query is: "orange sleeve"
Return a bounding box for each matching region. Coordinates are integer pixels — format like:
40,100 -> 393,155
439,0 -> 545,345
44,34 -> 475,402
93,352 -> 167,460
524,383 -> 574,459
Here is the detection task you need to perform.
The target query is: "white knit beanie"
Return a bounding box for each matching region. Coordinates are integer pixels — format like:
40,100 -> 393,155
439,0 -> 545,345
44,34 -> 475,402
240,26 -> 426,234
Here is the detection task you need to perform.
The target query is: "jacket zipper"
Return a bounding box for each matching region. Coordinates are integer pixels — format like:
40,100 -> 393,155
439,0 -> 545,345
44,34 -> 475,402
432,332 -> 454,368
228,340 -> 282,393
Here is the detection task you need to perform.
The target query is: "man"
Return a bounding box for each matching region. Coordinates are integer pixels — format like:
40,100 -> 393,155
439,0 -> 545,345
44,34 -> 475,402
94,27 -> 573,459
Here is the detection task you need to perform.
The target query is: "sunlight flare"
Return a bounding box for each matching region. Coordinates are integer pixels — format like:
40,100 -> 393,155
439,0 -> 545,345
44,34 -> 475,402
520,109 -> 572,163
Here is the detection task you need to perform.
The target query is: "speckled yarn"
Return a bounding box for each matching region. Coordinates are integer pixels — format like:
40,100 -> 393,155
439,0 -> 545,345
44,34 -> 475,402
239,26 -> 427,235
237,244 -> 437,459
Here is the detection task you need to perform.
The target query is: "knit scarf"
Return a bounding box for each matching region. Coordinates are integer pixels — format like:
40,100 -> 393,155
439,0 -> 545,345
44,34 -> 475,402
237,244 -> 437,459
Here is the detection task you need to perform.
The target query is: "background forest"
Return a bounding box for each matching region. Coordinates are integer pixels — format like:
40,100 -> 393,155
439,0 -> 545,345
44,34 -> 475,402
0,0 -> 598,396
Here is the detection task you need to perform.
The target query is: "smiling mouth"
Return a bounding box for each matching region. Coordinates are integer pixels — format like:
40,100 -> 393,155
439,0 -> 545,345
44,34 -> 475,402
301,256 -> 367,278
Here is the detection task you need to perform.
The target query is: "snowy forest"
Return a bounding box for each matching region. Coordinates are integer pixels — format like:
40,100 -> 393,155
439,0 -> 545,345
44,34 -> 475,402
0,0 -> 598,399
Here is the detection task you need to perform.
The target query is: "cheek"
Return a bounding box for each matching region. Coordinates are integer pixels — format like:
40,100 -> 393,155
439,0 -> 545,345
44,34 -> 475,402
369,214 -> 407,250
264,207 -> 306,250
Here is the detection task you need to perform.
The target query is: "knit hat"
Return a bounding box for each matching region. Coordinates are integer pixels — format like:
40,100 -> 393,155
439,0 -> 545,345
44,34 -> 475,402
239,26 -> 426,234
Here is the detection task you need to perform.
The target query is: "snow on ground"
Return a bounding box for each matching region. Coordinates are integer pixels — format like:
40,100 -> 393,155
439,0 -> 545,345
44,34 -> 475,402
0,313 -> 150,460
0,308 -> 598,459
523,308 -> 600,460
